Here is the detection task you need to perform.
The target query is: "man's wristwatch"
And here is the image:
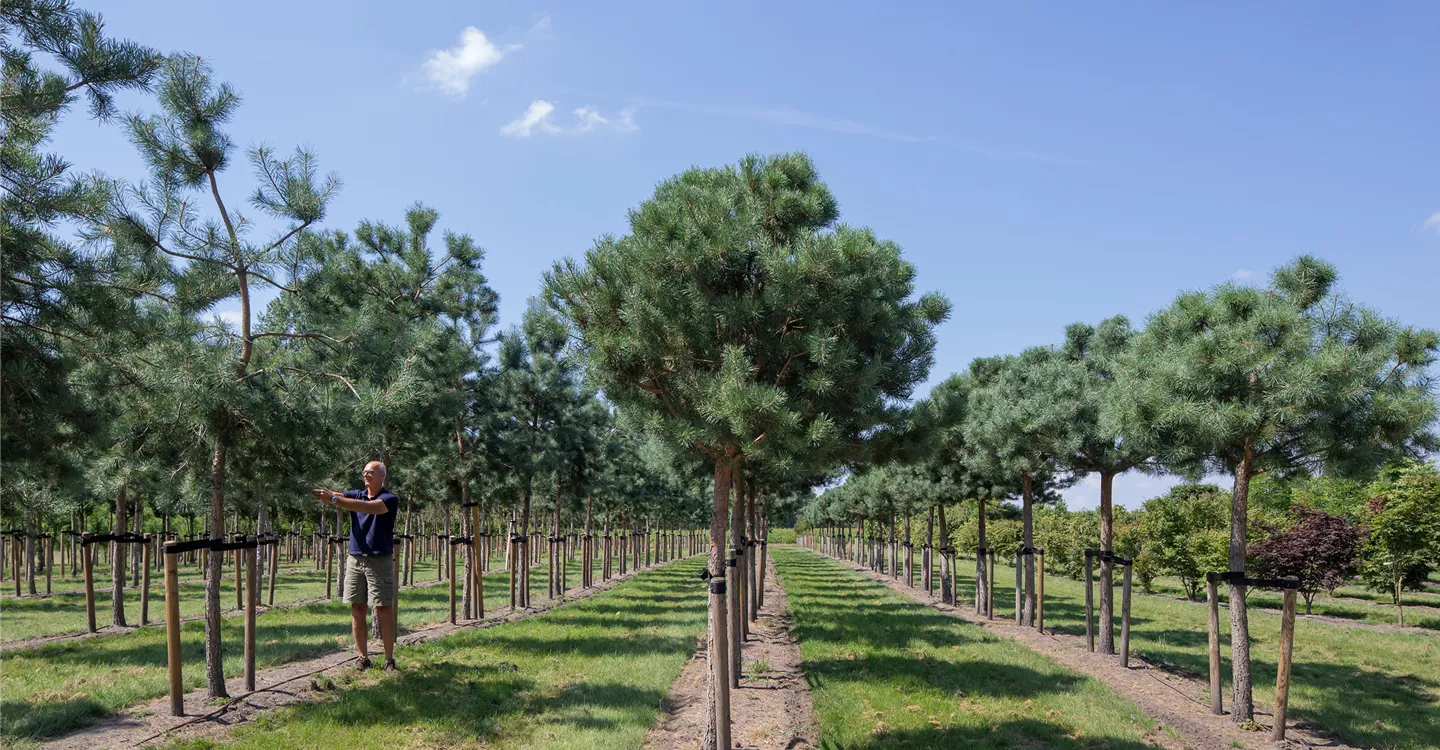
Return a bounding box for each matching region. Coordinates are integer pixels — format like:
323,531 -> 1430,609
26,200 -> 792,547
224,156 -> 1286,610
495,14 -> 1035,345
330,494 -> 341,505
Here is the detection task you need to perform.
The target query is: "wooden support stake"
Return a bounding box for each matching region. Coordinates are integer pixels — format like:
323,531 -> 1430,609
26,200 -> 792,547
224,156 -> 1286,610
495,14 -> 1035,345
141,537 -> 152,625
710,576 -> 732,750
392,540 -> 402,632
45,536 -> 53,596
244,543 -> 257,692
1120,563 -> 1132,668
84,541 -> 96,633
1014,552 -> 1023,625
1207,578 -> 1223,715
1084,554 -> 1094,652
234,546 -> 243,610
448,541 -> 458,625
163,542 -> 184,716
1272,582 -> 1298,741
326,540 -> 334,599
987,550 -> 995,621
1037,550 -> 1045,633
471,506 -> 482,619
268,542 -> 277,606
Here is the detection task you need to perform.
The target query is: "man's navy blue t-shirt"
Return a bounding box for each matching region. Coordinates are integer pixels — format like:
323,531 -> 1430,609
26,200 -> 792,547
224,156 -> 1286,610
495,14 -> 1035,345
343,488 -> 399,555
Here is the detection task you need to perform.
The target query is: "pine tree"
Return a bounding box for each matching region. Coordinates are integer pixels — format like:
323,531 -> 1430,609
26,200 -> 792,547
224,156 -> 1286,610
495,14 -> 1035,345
1107,256 -> 1438,721
963,348 -> 1077,626
1051,316 -> 1154,653
106,55 -> 340,698
546,153 -> 947,749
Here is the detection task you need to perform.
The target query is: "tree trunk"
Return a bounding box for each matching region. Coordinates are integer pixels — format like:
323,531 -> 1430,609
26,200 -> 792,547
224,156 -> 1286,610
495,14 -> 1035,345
132,495 -> 143,587
1098,471 -> 1116,655
205,435 -> 229,698
938,504 -> 951,604
976,497 -> 987,615
1229,446 -> 1255,722
702,455 -> 733,750
112,484 -> 128,627
521,484 -> 531,608
1021,473 -> 1036,627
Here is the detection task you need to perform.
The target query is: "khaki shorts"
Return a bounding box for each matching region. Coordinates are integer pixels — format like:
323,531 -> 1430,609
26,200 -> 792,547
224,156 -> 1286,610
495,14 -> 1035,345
343,553 -> 395,607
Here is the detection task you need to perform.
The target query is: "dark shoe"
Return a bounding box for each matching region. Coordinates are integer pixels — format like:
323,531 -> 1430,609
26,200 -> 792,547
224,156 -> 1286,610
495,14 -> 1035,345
357,656 -> 373,670
383,658 -> 398,673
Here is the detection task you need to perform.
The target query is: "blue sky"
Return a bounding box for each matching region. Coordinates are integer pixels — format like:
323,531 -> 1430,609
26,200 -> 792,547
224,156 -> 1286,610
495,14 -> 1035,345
57,1 -> 1439,508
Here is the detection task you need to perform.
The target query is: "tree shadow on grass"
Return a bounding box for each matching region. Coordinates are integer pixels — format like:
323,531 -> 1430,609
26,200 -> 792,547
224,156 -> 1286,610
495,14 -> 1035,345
803,653 -> 1086,701
1,694 -> 110,741
254,659 -> 532,742
830,717 -> 1160,750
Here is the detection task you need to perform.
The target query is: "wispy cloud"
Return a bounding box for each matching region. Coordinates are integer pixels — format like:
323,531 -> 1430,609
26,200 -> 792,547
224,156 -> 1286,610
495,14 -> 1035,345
423,26 -> 519,97
1422,210 -> 1440,233
630,98 -> 1079,163
1232,268 -> 1254,280
501,99 -> 638,137
528,14 -> 552,38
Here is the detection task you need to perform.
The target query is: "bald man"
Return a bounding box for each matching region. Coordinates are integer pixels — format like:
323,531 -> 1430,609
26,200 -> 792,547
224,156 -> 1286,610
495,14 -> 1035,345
314,461 -> 400,672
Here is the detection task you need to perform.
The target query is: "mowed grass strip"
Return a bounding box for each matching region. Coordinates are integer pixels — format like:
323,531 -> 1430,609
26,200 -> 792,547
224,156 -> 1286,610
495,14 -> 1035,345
924,556 -> 1440,750
775,547 -> 1160,750
163,557 -> 708,750
0,552 -> 615,742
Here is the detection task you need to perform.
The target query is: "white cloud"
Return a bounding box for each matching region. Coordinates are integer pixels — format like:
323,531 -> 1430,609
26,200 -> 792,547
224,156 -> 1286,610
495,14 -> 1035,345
528,14 -> 552,38
1232,268 -> 1254,280
423,26 -> 518,97
500,100 -> 639,137
1423,210 -> 1440,233
501,100 -> 557,136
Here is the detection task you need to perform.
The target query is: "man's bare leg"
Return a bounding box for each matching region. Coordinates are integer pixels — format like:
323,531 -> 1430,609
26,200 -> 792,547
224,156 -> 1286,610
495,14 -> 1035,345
377,604 -> 396,660
351,603 -> 368,659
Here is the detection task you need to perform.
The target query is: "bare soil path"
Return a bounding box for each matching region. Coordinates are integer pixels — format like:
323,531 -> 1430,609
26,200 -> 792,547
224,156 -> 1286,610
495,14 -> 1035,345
644,553 -> 817,750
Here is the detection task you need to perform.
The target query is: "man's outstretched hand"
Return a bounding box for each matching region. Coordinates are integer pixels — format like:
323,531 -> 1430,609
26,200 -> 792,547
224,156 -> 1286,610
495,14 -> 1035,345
313,488 -> 339,505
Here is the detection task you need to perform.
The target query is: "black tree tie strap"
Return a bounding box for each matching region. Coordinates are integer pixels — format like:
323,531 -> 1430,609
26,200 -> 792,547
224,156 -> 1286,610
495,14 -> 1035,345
1206,571 -> 1299,590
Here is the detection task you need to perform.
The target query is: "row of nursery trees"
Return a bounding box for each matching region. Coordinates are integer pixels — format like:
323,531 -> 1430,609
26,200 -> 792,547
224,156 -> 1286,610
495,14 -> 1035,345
797,260 -> 1439,724
0,1 -> 751,706
807,461 -> 1440,620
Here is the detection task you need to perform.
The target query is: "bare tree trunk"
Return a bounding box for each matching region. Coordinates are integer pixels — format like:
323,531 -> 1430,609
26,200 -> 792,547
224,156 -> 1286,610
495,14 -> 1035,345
702,456 -> 733,750
938,504 -> 952,604
112,485 -> 128,627
131,495 -> 143,587
976,497 -> 988,615
1021,473 -> 1036,627
1098,471 -> 1116,654
1229,448 -> 1255,722
205,436 -> 229,698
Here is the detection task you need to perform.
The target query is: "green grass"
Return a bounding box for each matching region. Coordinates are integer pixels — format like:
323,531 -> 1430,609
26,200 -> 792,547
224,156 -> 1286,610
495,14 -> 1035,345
162,558 -> 708,750
1139,574 -> 1440,631
0,550 -> 635,742
901,552 -> 1439,750
775,547 -> 1162,749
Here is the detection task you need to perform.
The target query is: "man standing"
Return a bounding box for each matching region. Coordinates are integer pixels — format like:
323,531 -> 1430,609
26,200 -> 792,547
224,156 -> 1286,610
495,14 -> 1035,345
314,461 -> 399,672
